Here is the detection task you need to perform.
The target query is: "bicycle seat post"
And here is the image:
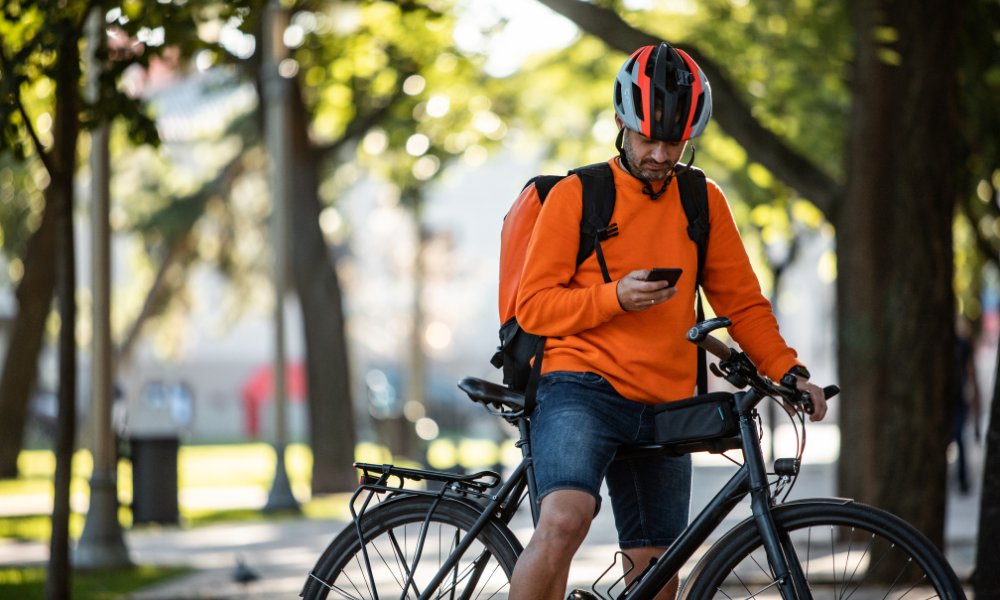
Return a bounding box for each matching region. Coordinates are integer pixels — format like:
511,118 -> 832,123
513,415 -> 541,526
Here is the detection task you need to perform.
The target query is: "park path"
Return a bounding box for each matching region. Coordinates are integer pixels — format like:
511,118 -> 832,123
0,461 -> 981,599
123,463 -> 980,599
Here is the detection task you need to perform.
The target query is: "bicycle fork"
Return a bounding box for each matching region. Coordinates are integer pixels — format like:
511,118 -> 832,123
738,396 -> 813,600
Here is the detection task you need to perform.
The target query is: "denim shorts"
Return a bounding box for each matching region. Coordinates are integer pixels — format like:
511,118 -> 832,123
530,371 -> 692,549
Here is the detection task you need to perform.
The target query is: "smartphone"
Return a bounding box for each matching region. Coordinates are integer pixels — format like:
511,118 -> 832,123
645,268 -> 683,287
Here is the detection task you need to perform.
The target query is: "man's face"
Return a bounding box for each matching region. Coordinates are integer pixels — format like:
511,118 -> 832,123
615,114 -> 687,182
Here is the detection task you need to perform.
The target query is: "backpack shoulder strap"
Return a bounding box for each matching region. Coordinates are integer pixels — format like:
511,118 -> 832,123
676,167 -> 711,394
571,162 -> 618,283
676,167 -> 710,285
522,174 -> 567,204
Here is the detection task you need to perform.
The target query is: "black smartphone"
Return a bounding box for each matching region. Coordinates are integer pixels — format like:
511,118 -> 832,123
645,268 -> 683,287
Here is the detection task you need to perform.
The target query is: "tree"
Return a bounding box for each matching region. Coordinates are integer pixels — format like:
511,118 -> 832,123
533,0 -> 964,547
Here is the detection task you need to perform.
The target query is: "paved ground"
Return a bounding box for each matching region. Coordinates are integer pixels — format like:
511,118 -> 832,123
0,458 -> 983,599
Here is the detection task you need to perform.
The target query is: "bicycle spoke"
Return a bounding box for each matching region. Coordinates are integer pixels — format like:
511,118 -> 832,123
716,586 -> 735,600
831,526 -> 837,600
371,538 -> 406,595
481,581 -> 510,600
347,557 -> 374,600
878,558 -> 913,600
450,528 -> 459,600
433,549 -> 492,600
892,574 -> 928,600
840,528 -> 855,600
329,583 -> 365,600
843,533 -> 876,596
841,544 -> 896,600
387,529 -> 422,598
731,567 -> 755,599
749,552 -> 773,579
472,562 -> 502,600
738,577 -> 784,600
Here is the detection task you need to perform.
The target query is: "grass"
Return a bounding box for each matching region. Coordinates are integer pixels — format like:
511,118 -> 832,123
0,440 -> 512,541
0,565 -> 190,600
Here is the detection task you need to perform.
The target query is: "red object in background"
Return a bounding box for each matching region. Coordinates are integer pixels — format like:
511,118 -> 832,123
241,362 -> 307,438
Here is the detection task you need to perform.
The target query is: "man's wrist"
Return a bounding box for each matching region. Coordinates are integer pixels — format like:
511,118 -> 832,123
786,365 -> 811,380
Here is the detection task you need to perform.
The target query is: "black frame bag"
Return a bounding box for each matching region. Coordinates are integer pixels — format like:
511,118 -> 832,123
652,392 -> 738,445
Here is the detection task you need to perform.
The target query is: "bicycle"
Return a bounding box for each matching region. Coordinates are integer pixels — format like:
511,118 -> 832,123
299,316 -> 967,600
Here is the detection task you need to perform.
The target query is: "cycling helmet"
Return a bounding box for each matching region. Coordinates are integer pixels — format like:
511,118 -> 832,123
613,43 -> 712,142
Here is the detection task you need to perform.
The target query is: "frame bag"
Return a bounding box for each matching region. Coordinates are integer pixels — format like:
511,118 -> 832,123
652,392 -> 738,445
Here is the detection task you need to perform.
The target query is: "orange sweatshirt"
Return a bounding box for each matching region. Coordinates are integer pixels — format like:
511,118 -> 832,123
515,157 -> 802,404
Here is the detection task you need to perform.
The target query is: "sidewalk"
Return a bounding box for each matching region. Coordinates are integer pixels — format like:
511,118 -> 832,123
0,460 -> 977,600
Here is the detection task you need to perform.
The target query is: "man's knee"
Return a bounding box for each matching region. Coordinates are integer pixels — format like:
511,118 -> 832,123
537,490 -> 596,544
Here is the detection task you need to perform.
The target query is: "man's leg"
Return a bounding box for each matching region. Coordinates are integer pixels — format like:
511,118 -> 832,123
622,547 -> 679,600
509,490 -> 597,600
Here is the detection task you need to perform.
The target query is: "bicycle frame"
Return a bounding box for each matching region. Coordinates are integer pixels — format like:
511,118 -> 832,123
623,388 -> 809,600
319,388 -> 813,600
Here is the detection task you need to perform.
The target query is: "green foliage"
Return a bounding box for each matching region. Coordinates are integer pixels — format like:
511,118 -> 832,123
954,0 -> 1000,321
0,565 -> 189,600
291,0 -> 516,210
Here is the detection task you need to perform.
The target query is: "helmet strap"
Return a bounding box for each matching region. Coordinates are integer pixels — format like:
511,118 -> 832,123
615,127 -> 677,202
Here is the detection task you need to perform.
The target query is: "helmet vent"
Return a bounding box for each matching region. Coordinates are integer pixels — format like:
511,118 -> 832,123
693,93 -> 705,121
615,82 -> 623,108
631,83 -> 644,121
625,55 -> 638,75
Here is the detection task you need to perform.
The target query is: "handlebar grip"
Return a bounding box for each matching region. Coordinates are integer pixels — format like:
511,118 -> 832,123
697,335 -> 734,362
823,385 -> 840,400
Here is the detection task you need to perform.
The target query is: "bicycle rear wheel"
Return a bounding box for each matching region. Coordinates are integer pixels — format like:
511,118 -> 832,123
302,495 -> 522,600
681,501 -> 965,600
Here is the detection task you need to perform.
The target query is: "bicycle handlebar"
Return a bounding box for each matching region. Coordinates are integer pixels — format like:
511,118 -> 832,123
689,329 -> 840,414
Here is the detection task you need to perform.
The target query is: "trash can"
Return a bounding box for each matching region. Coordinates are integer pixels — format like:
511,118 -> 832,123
121,381 -> 194,525
129,437 -> 180,524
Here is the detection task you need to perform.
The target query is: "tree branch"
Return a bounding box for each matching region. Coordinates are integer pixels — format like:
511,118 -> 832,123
0,38 -> 55,176
114,153 -> 246,369
312,79 -> 411,158
534,0 -> 844,218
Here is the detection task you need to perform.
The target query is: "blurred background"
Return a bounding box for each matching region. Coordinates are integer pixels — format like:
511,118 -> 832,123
1,0 -> 998,597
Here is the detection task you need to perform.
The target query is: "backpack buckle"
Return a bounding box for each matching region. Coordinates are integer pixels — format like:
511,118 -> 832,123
490,349 -> 504,369
597,222 -> 619,241
686,220 -> 707,244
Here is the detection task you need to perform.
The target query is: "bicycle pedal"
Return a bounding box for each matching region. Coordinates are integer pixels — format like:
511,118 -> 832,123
567,590 -> 602,600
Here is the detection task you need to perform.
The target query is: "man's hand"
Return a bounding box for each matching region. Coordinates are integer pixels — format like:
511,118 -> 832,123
617,270 -> 678,312
791,375 -> 828,422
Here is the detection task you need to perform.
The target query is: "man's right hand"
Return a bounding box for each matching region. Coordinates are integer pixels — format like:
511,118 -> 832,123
617,270 -> 678,312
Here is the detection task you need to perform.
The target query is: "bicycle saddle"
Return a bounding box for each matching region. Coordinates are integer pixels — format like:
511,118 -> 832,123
458,377 -> 525,412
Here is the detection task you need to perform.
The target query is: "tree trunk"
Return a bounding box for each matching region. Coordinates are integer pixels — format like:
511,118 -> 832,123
0,167 -> 60,478
836,0 -> 961,549
44,33 -> 80,600
974,346 -> 1000,599
288,84 -> 357,494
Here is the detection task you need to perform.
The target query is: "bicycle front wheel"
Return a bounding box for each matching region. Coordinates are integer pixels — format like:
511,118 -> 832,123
681,501 -> 965,600
303,495 -> 522,600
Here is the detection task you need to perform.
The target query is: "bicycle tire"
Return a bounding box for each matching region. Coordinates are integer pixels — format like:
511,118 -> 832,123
302,495 -> 522,600
680,501 -> 966,600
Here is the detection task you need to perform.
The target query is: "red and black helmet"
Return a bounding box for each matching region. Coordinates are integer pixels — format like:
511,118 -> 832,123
613,43 -> 712,143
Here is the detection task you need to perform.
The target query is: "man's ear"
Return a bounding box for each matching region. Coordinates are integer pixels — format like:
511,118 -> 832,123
615,114 -> 624,130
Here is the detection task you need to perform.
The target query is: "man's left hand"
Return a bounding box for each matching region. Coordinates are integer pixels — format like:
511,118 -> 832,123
791,375 -> 827,422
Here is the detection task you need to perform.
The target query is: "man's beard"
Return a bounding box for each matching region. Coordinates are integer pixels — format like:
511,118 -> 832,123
622,133 -> 674,182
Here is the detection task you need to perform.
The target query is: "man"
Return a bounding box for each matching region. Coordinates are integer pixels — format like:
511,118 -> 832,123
508,44 -> 828,600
